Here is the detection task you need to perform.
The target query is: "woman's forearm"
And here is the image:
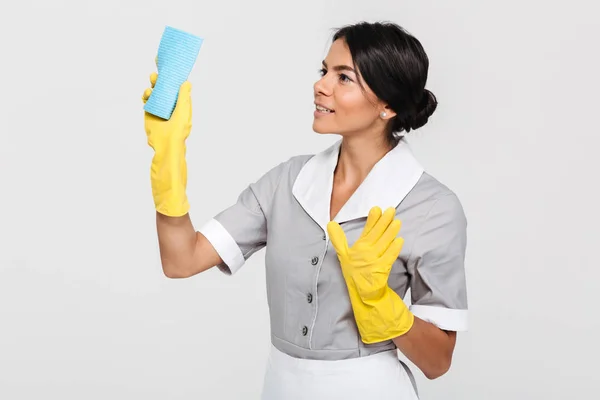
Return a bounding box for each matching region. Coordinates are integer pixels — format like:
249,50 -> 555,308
392,316 -> 456,380
156,211 -> 197,277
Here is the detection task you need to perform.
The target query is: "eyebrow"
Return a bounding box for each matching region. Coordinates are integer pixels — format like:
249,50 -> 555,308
322,60 -> 356,74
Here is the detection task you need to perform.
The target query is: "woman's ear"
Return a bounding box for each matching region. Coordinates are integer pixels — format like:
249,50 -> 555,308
380,105 -> 397,120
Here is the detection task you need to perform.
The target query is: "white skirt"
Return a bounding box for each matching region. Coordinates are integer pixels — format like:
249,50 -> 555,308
260,345 -> 419,400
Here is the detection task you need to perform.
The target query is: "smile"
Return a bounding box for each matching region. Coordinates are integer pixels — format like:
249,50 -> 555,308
315,104 -> 335,113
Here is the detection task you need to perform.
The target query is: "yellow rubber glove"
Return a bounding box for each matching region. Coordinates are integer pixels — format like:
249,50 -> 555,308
327,206 -> 414,344
141,71 -> 192,217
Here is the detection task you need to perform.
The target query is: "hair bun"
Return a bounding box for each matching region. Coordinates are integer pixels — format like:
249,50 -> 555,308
409,89 -> 438,130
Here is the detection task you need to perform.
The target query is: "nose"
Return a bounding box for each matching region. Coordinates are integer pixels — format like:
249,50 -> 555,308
314,76 -> 332,97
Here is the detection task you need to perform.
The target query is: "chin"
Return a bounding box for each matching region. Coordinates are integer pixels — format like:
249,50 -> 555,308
312,121 -> 335,135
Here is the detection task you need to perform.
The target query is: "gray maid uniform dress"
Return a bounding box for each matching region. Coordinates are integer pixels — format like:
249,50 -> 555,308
199,139 -> 468,399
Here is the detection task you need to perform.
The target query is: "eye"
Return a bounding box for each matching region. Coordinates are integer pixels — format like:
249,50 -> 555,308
318,68 -> 327,77
339,73 -> 352,83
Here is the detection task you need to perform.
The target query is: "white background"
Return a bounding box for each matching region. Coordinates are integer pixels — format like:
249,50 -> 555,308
1,0 -> 598,399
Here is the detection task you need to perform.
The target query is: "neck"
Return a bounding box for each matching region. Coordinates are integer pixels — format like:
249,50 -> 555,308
334,133 -> 393,186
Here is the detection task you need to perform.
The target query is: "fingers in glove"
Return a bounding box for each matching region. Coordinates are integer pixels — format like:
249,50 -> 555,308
142,87 -> 152,104
358,206 -> 382,241
380,236 -> 405,264
142,73 -> 158,104
362,207 -> 396,245
374,218 -> 402,256
171,81 -> 192,118
327,221 -> 349,257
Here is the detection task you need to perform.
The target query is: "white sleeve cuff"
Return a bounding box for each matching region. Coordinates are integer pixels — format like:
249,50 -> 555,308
198,218 -> 245,275
409,305 -> 468,331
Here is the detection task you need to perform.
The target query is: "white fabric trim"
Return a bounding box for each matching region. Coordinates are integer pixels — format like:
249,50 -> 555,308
409,304 -> 468,331
292,139 -> 424,232
198,218 -> 245,275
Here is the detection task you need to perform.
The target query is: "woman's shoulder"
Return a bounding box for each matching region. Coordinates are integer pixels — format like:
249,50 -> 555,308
261,153 -> 318,180
413,172 -> 458,199
285,153 -> 316,169
249,153 -> 316,192
405,171 -> 467,222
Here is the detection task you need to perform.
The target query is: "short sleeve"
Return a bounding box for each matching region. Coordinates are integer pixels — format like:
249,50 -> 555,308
407,193 -> 469,331
198,161 -> 286,275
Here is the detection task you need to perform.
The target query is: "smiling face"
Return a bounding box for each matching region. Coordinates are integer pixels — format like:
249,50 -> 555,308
312,38 -> 395,137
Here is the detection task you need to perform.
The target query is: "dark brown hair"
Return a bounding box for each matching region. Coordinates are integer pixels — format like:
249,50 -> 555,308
332,21 -> 438,144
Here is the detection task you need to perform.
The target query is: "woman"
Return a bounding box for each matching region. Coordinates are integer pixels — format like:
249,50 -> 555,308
142,21 -> 468,399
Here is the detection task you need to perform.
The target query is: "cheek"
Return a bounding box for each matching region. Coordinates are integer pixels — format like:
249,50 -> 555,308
335,90 -> 374,119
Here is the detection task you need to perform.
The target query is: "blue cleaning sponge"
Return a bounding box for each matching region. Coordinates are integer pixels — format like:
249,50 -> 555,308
144,26 -> 204,120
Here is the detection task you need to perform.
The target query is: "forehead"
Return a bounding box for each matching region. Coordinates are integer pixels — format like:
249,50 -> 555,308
323,38 -> 377,99
325,39 -> 353,65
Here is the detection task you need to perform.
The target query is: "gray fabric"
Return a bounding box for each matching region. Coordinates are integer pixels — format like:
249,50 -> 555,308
202,148 -> 468,361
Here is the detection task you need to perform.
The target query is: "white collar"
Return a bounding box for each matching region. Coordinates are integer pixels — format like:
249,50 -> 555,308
292,139 -> 425,233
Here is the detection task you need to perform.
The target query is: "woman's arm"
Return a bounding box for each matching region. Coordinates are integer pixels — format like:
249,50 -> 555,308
392,317 -> 456,379
142,73 -> 223,278
156,212 -> 223,278
395,192 -> 468,379
327,205 -> 465,380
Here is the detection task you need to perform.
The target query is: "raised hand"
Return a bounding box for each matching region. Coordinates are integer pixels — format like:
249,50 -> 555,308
327,206 -> 414,343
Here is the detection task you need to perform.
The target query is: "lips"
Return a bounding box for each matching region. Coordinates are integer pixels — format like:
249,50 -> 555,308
315,103 -> 335,113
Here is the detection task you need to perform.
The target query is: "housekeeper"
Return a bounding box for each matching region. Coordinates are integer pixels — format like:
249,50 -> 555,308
142,21 -> 468,399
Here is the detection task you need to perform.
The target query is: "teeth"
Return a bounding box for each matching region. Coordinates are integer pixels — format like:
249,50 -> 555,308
316,105 -> 333,113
